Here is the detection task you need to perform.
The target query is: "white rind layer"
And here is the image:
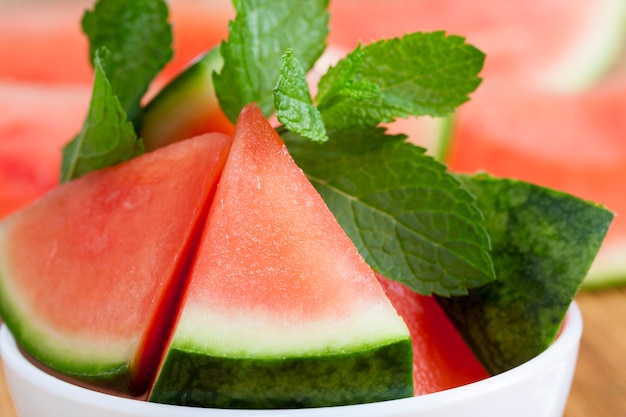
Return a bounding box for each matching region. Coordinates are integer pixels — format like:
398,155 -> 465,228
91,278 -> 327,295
170,298 -> 410,357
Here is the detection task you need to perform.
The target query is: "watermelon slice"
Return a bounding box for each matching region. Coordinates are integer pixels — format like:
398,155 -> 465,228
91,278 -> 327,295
148,104 -> 414,409
0,133 -> 232,395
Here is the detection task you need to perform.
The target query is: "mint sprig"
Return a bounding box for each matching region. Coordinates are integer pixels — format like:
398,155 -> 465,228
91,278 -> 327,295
61,0 -> 173,181
283,129 -> 495,296
60,50 -> 143,182
315,32 -> 485,129
274,49 -> 328,143
81,0 -> 173,123
214,0 -> 329,122
267,15 -> 492,294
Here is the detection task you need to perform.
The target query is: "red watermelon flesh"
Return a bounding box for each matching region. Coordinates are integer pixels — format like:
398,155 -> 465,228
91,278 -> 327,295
447,76 -> 626,285
173,104 -> 402,328
0,133 -> 232,395
377,275 -> 488,395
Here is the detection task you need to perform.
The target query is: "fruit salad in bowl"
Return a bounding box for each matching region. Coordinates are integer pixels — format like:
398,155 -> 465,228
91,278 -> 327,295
0,0 -> 617,416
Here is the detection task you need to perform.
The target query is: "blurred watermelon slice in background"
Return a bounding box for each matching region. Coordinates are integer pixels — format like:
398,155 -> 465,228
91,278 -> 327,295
329,0 -> 626,91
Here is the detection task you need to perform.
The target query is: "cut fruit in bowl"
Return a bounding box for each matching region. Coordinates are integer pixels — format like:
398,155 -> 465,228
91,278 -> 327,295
0,302 -> 582,417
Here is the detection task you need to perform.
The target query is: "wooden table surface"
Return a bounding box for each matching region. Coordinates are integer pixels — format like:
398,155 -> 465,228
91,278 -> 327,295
1,287 -> 625,416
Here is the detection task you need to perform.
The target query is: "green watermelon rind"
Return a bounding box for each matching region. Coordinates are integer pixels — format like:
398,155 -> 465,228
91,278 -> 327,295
149,338 -> 413,409
144,46 -> 222,114
437,173 -> 614,375
140,46 -> 223,151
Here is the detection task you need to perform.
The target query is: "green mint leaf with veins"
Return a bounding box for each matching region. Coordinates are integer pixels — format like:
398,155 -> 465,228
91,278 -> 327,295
283,128 -> 495,296
274,49 -> 328,143
82,0 -> 173,124
214,0 -> 329,123
60,50 -> 143,182
316,31 -> 485,130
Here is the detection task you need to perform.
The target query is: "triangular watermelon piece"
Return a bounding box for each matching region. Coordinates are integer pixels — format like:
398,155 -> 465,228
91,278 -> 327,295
0,133 -> 232,395
148,104 -> 413,409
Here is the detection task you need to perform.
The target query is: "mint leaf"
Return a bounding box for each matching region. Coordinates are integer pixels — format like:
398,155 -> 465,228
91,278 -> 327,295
274,49 -> 328,143
316,32 -> 485,130
82,0 -> 173,123
214,0 -> 329,122
438,174 -> 614,374
60,50 -> 143,182
283,128 -> 495,296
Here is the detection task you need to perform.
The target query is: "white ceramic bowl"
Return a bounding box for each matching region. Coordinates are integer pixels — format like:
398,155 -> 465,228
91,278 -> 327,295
1,302 -> 582,417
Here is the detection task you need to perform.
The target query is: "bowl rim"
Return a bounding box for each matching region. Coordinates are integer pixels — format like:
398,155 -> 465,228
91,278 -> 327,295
0,302 -> 582,416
